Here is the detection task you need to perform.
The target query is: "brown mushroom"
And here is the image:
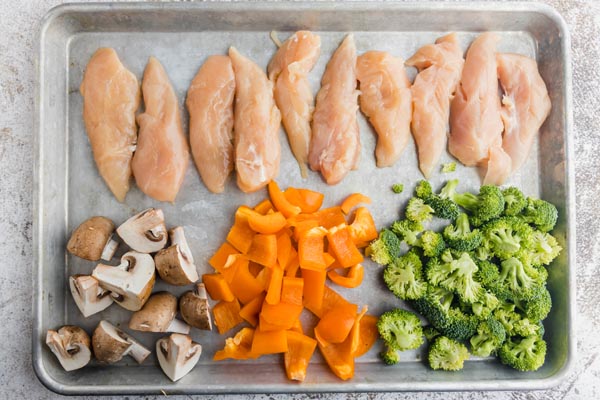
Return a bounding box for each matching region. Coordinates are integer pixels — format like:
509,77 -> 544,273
69,275 -> 113,317
129,292 -> 190,334
46,325 -> 91,371
116,208 -> 167,253
154,227 -> 199,285
67,216 -> 119,261
92,320 -> 150,364
179,283 -> 212,331
156,333 -> 202,381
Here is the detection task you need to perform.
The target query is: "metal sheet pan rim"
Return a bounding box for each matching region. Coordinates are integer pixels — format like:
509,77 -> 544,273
33,1 -> 576,395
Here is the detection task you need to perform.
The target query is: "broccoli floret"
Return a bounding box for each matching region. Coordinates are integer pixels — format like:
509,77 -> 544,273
423,326 -> 441,342
426,251 -> 484,303
416,230 -> 446,258
428,336 -> 470,371
377,309 -> 424,351
453,185 -> 505,225
368,229 -> 402,265
469,317 -> 506,357
424,180 -> 461,220
443,213 -> 483,252
502,187 -> 527,216
476,259 -> 500,289
474,239 -> 492,261
405,197 -> 435,223
415,180 -> 433,200
514,286 -> 552,322
494,302 -> 522,336
524,230 -> 562,266
412,286 -> 478,341
380,345 -> 400,365
490,257 -> 544,301
499,335 -> 547,371
514,318 -> 545,338
467,291 -> 500,320
442,162 -> 457,173
521,198 -> 558,232
483,217 -> 533,259
383,250 -> 427,300
391,219 -> 423,246
392,183 -> 404,194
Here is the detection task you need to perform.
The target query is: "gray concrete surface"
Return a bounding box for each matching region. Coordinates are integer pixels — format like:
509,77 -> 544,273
1,0 -> 598,398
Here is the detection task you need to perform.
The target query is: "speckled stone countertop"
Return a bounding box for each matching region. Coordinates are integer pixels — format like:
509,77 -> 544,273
1,0 -> 598,398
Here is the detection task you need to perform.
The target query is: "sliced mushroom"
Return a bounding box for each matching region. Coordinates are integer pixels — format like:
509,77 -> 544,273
92,251 -> 155,311
69,275 -> 113,317
129,292 -> 190,334
116,208 -> 167,253
179,283 -> 212,331
46,325 -> 91,371
156,333 -> 202,382
154,227 -> 199,285
67,216 -> 119,261
92,320 -> 150,364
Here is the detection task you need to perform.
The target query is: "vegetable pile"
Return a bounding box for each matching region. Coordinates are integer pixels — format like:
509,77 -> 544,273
208,181 -> 379,381
371,180 -> 561,372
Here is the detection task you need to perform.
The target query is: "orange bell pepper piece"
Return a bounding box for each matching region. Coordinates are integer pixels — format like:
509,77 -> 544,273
226,207 -> 256,254
291,219 -> 319,243
327,224 -> 364,268
302,268 -> 326,313
352,312 -> 378,358
260,301 -> 303,329
276,232 -> 292,269
246,234 -> 277,267
285,187 -> 324,214
255,265 -> 272,290
254,199 -> 274,215
213,299 -> 243,334
306,284 -> 351,318
348,207 -> 378,248
213,327 -> 259,361
247,210 -> 287,234
314,327 -> 355,381
266,264 -> 284,305
285,248 -> 300,277
281,277 -> 304,306
284,330 -> 317,382
268,181 -> 301,218
228,258 -> 264,304
327,264 -> 364,289
251,328 -> 288,355
202,273 -> 235,302
248,261 -> 263,277
209,242 -> 240,273
340,193 -> 372,214
298,227 -> 327,270
314,206 -> 347,229
315,302 -> 358,343
239,293 -> 266,327
290,318 -> 304,334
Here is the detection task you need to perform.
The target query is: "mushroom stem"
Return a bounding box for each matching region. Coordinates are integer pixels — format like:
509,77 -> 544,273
126,336 -> 151,364
170,227 -> 194,264
101,236 -> 119,261
166,319 -> 191,334
195,282 -> 208,299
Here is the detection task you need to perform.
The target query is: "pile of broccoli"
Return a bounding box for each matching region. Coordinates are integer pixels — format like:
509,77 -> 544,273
372,181 -> 561,372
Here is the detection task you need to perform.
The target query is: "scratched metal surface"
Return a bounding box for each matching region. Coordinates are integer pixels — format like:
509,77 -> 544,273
0,1 -> 584,398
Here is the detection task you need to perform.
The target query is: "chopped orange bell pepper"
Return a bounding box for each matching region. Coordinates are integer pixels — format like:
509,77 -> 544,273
314,206 -> 347,229
213,327 -> 259,361
266,264 -> 284,305
261,301 -> 303,329
209,242 -> 240,273
284,330 -> 317,382
315,302 -> 358,343
297,188 -> 324,213
254,199 -> 274,215
239,293 -> 266,327
248,261 -> 263,277
285,248 -> 300,278
327,224 -> 364,268
276,232 -> 292,269
352,313 -> 378,358
255,265 -> 272,290
290,318 -> 304,334
298,226 -> 327,270
226,206 -> 256,254
302,268 -> 326,313
340,193 -> 372,214
268,181 -> 302,218
246,234 -> 277,267
221,254 -> 241,283
314,327 -> 355,381
291,219 -> 320,242
327,264 -> 364,289
281,277 -> 304,306
348,207 -> 378,248
247,210 -> 287,234
228,258 -> 264,304
251,329 -> 288,355
213,299 -> 243,334
306,285 -> 351,318
202,273 -> 235,302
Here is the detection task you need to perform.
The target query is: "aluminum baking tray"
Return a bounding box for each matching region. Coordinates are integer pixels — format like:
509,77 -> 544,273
33,1 -> 575,395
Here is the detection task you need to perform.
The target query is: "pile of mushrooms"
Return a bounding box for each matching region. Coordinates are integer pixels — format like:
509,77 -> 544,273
47,208 -> 212,381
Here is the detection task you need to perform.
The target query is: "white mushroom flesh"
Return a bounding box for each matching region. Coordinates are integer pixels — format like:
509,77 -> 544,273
156,333 -> 202,382
46,326 -> 91,371
92,320 -> 150,364
69,275 -> 113,318
154,227 -> 199,286
116,208 -> 167,253
100,235 -> 119,261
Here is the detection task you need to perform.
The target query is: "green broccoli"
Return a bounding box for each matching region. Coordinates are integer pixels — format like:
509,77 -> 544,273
521,198 -> 558,232
489,257 -> 544,301
524,230 -> 562,266
415,180 -> 433,200
469,317 -> 506,357
467,291 -> 500,320
442,162 -> 457,173
392,183 -> 404,194
514,318 -> 545,338
405,197 -> 435,223
513,286 -> 552,322
391,219 -> 423,246
380,344 -> 400,365
368,229 -> 402,265
426,251 -> 484,303
412,285 -> 478,341
383,250 -> 427,300
443,213 -> 483,252
423,325 -> 441,342
476,259 -> 500,289
502,187 -> 527,216
428,336 -> 470,371
498,335 -> 547,371
416,230 -> 446,258
425,180 -> 461,220
377,309 -> 424,351
453,185 -> 505,225
483,217 -> 533,259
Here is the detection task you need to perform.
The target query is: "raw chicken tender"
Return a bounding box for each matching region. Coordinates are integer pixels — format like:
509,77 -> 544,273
356,51 -> 412,168
497,53 -> 551,174
268,31 -> 321,178
406,33 -> 464,178
186,55 -> 235,194
132,57 -> 190,202
79,48 -> 140,202
229,47 -> 281,193
309,34 -> 360,185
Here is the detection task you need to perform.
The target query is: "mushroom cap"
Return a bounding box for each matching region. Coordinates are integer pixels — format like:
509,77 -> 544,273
129,292 -> 177,332
92,251 -> 156,311
92,321 -> 132,364
45,325 -> 91,371
67,216 -> 115,261
179,289 -> 212,331
69,275 -> 113,318
154,245 -> 198,286
156,333 -> 202,382
116,208 -> 167,253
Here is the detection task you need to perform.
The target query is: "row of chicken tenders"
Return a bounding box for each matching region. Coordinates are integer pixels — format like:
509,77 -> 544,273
79,31 -> 550,203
